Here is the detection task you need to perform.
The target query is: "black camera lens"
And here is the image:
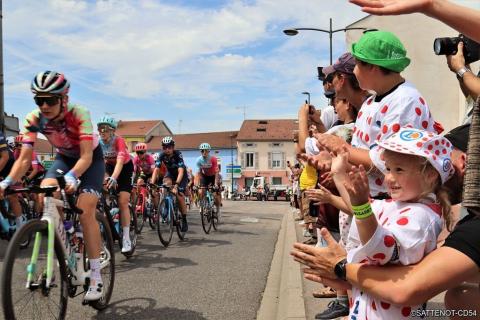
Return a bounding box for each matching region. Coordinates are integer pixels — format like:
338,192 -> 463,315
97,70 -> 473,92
433,37 -> 459,55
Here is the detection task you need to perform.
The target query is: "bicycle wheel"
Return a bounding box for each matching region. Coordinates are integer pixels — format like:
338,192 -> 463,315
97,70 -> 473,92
2,220 -> 69,320
132,193 -> 145,234
148,207 -> 157,230
102,200 -> 122,251
175,206 -> 186,241
156,198 -> 173,247
200,199 -> 211,234
88,212 -> 115,310
212,204 -> 219,231
125,203 -> 137,257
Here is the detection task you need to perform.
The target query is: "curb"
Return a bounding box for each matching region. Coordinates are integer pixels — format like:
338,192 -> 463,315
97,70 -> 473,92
257,210 -> 306,320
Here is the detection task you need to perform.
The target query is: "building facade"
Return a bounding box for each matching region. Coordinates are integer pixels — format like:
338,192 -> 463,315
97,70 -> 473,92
236,119 -> 297,190
116,120 -> 173,151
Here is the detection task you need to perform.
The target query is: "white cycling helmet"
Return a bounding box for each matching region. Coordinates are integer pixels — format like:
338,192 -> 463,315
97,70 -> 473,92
6,136 -> 15,149
153,152 -> 160,161
199,142 -> 211,150
162,136 -> 175,146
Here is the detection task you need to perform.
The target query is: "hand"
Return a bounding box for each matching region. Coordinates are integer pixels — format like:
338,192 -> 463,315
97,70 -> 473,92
0,181 -> 10,200
106,176 -> 117,190
302,269 -> 352,290
305,186 -> 332,204
172,184 -> 178,195
447,42 -> 466,73
318,172 -> 335,189
290,228 -> 347,278
330,146 -> 350,176
349,0 -> 432,15
65,171 -> 79,194
344,165 -> 370,206
315,133 -> 348,154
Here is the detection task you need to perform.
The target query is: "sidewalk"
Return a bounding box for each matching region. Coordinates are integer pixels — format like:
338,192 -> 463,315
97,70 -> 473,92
257,207 -> 449,320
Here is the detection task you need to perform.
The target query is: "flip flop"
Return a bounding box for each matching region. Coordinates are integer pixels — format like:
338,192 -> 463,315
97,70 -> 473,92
312,287 -> 336,298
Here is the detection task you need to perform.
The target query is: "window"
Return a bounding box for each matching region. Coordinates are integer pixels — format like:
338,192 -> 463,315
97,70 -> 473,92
271,152 -> 282,168
246,152 -> 254,168
256,128 -> 266,132
258,120 -> 268,124
246,143 -> 254,147
272,177 -> 282,185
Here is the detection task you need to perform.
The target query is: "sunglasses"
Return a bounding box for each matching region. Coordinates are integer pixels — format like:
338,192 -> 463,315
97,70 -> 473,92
136,151 -> 145,155
162,145 -> 173,150
34,96 -> 60,107
201,150 -> 209,153
98,126 -> 111,133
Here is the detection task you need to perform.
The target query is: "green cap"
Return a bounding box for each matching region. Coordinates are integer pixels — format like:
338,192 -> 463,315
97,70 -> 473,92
351,31 -> 410,72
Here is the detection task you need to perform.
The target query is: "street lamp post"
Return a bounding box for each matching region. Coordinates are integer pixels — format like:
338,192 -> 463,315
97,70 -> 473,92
283,18 -> 367,65
301,91 -> 310,105
229,133 -> 235,198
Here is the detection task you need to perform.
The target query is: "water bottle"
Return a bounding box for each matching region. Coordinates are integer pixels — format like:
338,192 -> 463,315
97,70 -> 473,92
110,207 -> 120,233
64,221 -> 74,235
145,198 -> 152,217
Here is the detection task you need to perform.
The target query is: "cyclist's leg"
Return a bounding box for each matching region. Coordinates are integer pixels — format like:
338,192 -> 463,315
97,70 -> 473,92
75,146 -> 105,300
116,161 -> 134,250
8,193 -> 23,224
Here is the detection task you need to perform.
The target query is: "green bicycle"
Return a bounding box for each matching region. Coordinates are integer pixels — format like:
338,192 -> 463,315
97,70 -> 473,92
1,172 -> 115,320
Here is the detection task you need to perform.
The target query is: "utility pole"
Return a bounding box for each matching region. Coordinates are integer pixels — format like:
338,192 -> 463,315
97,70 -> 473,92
236,106 -> 247,120
0,0 -> 5,134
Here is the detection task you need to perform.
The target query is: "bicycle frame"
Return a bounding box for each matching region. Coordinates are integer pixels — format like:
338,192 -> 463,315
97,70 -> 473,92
27,195 -> 68,289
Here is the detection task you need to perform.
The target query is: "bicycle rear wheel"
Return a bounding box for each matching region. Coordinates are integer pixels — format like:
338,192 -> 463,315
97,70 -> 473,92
132,193 -> 145,234
175,206 -> 186,241
212,204 -> 219,231
1,220 -> 69,320
200,199 -> 211,234
157,198 -> 173,247
88,212 -> 115,310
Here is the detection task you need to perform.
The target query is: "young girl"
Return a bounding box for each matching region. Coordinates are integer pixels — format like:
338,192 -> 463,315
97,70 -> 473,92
333,127 -> 454,320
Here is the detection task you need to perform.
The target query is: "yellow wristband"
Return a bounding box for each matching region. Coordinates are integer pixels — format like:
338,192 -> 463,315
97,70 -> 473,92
352,202 -> 373,220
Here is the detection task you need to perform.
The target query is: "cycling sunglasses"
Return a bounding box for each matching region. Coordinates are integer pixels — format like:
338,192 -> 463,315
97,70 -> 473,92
162,145 -> 173,150
201,150 -> 209,153
34,96 -> 60,107
136,151 -> 145,155
98,125 -> 112,133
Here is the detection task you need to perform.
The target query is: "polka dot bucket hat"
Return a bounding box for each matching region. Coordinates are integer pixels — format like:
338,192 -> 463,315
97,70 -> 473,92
372,127 -> 454,183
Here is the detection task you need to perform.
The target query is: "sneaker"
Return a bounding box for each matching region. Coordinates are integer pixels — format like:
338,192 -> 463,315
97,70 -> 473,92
315,299 -> 349,319
84,279 -> 104,301
181,215 -> 188,232
121,238 -> 132,253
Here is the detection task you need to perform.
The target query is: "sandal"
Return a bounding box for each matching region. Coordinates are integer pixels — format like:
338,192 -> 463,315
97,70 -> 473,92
312,286 -> 336,298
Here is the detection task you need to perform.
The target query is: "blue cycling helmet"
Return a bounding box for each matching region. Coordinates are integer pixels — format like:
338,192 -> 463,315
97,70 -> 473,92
97,115 -> 117,129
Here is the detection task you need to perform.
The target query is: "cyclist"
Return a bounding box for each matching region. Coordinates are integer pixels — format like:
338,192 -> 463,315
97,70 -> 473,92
151,136 -> 189,232
0,71 -> 105,301
195,143 -> 221,213
10,135 -> 46,220
0,135 -> 18,225
133,143 -> 155,186
97,115 -> 134,254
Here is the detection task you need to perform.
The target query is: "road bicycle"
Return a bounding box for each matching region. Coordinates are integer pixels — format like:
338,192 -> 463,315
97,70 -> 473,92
101,185 -> 137,258
1,172 -> 115,319
199,185 -> 220,234
156,184 -> 186,247
132,182 -> 158,232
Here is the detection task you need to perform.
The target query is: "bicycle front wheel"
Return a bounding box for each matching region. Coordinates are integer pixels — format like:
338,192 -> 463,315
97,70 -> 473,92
200,199 -> 211,234
89,211 -> 115,310
157,198 -> 173,247
132,193 -> 145,234
1,220 -> 69,320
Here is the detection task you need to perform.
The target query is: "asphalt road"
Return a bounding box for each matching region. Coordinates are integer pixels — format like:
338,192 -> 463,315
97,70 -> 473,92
0,199 -> 287,320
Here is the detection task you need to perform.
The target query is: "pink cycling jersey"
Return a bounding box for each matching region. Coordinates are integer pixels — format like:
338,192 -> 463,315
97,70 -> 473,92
100,135 -> 131,166
22,104 -> 99,158
133,154 -> 155,175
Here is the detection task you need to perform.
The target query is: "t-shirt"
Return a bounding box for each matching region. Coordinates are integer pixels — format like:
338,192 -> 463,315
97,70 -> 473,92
22,104 -> 99,158
156,150 -> 186,181
100,135 -> 131,166
351,82 -> 439,197
299,164 -> 317,190
196,155 -> 218,176
347,198 -> 443,320
305,137 -> 319,156
133,154 -> 155,175
320,105 -> 338,131
443,211 -> 480,268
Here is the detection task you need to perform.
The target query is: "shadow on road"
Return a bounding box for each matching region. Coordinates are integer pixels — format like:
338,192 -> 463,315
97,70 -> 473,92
92,297 -> 208,320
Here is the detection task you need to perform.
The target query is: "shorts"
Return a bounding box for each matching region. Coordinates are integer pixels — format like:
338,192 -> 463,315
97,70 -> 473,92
0,158 -> 14,179
106,160 -> 134,193
165,172 -> 189,193
45,145 -> 105,195
200,174 -> 216,188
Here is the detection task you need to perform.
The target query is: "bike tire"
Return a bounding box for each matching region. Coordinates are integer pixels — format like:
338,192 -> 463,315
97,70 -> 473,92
200,199 -> 211,234
156,198 -> 173,247
89,211 -> 116,310
212,204 -> 219,231
132,193 -> 145,234
175,205 -> 186,241
1,219 -> 69,320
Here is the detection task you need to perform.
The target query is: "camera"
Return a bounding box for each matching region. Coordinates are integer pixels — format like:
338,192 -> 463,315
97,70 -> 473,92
433,34 -> 480,64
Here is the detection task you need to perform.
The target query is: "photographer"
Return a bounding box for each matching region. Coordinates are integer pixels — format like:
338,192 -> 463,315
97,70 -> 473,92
447,41 -> 480,124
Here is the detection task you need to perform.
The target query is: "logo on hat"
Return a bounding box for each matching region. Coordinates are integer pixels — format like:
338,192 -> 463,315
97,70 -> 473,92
443,158 -> 452,173
399,130 -> 423,141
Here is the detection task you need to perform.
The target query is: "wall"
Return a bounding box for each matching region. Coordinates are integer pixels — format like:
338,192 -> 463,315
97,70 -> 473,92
346,14 -> 479,132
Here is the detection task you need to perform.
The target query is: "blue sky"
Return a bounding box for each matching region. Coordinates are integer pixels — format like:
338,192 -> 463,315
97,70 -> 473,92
5,0 -> 370,133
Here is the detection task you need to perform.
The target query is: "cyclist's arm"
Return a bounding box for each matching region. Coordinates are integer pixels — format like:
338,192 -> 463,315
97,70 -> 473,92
5,147 -> 32,182
151,167 -> 159,184
175,167 -> 185,185
70,139 -> 93,177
